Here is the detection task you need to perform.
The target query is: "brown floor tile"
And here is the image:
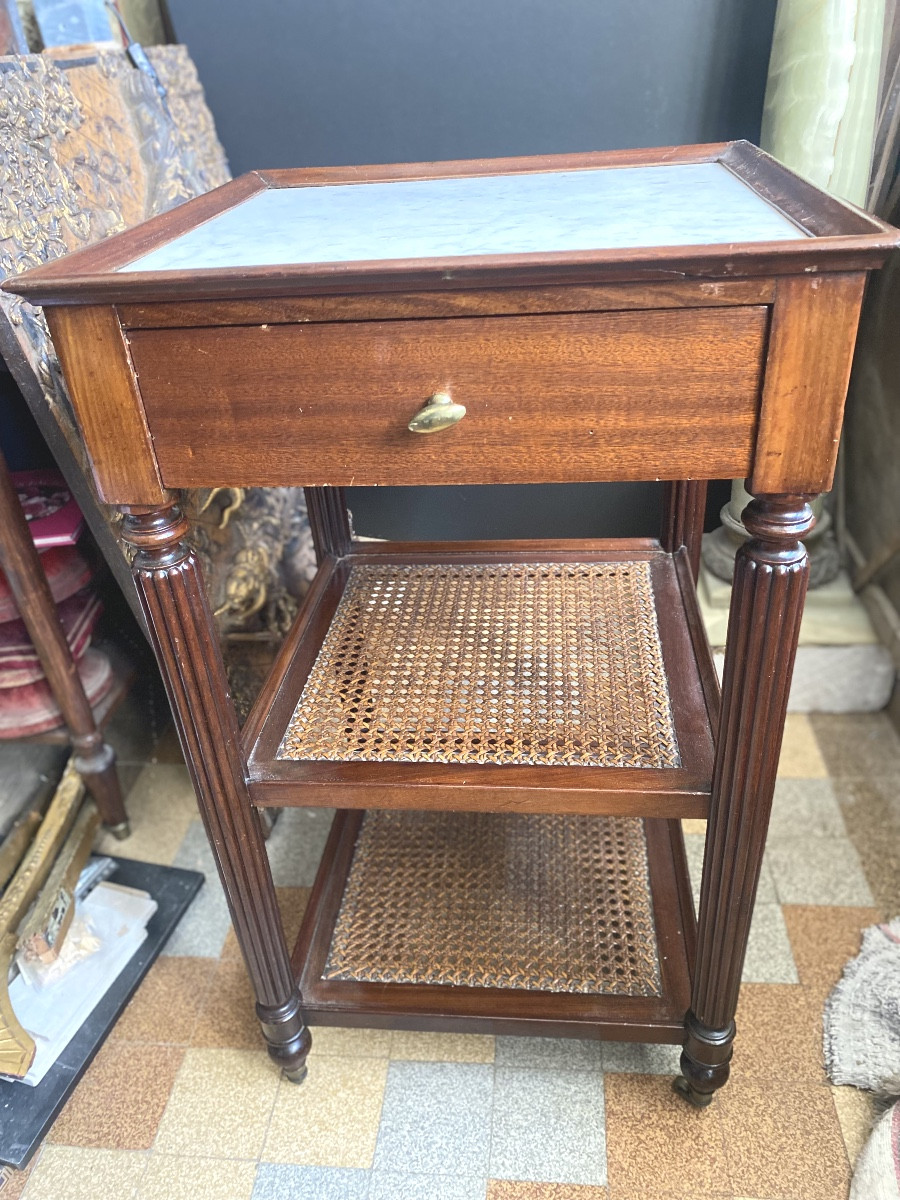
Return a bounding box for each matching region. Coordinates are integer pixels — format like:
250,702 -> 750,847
832,776 -> 900,913
609,1193 -> 729,1200
720,1077 -> 850,1200
0,1158 -> 34,1199
48,1042 -> 184,1150
605,1074 -> 729,1197
221,886 -> 309,962
488,1183 -> 608,1199
109,956 -> 216,1045
731,984 -> 824,1081
782,905 -> 881,1011
808,712 -> 900,780
191,959 -> 264,1050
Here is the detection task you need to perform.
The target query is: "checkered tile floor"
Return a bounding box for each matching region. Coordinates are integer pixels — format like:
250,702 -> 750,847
4,705 -> 900,1200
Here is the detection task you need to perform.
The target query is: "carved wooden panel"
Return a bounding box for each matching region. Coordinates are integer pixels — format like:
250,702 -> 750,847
0,48 -> 312,667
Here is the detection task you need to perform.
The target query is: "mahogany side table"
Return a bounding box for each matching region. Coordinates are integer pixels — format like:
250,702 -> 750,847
9,142 -> 897,1105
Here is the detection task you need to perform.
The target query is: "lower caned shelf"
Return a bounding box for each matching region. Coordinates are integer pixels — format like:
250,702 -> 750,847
291,807 -> 696,1040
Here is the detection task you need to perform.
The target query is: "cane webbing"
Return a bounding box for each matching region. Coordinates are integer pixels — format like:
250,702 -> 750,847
278,561 -> 679,769
323,810 -> 663,996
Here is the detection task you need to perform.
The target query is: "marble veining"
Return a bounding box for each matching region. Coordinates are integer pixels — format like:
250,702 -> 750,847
121,161 -> 807,273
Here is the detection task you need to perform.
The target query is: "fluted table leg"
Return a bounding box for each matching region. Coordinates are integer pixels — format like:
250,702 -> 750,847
676,494 -> 813,1106
121,501 -> 311,1080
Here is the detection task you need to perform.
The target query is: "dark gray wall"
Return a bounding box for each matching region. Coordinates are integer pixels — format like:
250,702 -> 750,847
167,0 -> 775,539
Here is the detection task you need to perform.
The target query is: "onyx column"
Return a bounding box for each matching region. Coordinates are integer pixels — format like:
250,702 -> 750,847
676,494 -> 814,1106
121,501 -> 311,1080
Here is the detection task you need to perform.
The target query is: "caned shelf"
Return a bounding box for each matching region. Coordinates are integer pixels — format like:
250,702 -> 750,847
243,539 -> 719,818
292,808 -> 695,1039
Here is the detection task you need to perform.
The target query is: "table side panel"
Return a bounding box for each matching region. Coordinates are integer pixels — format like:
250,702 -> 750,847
129,306 -> 768,488
751,272 -> 867,495
45,306 -> 167,505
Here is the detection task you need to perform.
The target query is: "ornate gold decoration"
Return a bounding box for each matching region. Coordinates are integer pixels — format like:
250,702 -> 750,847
0,49 -> 315,701
0,759 -> 84,1077
18,800 -> 100,962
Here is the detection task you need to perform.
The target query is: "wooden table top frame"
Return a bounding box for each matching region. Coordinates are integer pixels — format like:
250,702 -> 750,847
8,140 -> 898,1104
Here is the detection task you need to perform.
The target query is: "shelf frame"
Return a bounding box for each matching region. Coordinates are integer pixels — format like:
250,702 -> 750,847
243,539 -> 720,818
292,810 -> 697,1042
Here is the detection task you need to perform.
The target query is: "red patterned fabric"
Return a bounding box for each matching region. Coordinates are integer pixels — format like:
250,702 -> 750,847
0,546 -> 93,622
0,589 -> 101,688
0,648 -> 113,736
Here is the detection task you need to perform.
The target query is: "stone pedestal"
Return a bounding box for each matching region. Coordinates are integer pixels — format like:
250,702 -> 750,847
698,563 -> 895,713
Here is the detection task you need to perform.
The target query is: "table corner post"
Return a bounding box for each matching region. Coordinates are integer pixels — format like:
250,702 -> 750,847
661,480 -> 707,583
119,496 -> 312,1081
676,492 -> 813,1107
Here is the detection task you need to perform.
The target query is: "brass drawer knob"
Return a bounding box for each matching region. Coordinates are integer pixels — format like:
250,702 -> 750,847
407,392 -> 467,434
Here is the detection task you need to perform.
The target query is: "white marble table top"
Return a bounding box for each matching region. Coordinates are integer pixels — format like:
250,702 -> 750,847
122,161 -> 806,273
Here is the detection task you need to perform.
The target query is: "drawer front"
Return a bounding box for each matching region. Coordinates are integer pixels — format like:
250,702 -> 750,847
130,307 -> 767,487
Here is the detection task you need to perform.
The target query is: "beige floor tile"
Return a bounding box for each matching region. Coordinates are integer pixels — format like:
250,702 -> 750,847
390,1030 -> 495,1062
109,957 -> 216,1045
310,1026 -> 392,1057
22,1146 -> 148,1200
777,714 -> 828,779
136,1154 -> 257,1200
680,818 -> 707,836
831,1085 -> 878,1169
808,712 -> 900,780
97,764 -> 197,865
720,1077 -> 851,1200
49,1043 -> 184,1151
604,1073 -> 729,1196
153,1049 -> 279,1159
262,1055 -> 387,1168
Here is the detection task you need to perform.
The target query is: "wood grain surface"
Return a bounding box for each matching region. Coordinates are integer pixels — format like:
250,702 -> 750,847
130,306 -> 768,488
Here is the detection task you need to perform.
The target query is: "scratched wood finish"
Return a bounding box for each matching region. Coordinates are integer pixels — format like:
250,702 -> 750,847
751,273 -> 868,495
45,306 -> 165,505
116,279 -> 777,328
129,307 -> 767,488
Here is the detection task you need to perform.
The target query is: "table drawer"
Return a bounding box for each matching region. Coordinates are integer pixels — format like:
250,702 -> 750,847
129,307 -> 767,487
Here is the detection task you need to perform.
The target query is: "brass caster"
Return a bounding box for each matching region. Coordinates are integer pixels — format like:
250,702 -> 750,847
284,1064 -> 308,1085
673,1075 -> 714,1108
105,820 -> 131,841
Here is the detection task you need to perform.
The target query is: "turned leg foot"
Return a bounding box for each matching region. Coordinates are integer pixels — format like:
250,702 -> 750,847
674,1013 -> 734,1108
257,994 -> 312,1083
74,735 -> 128,833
